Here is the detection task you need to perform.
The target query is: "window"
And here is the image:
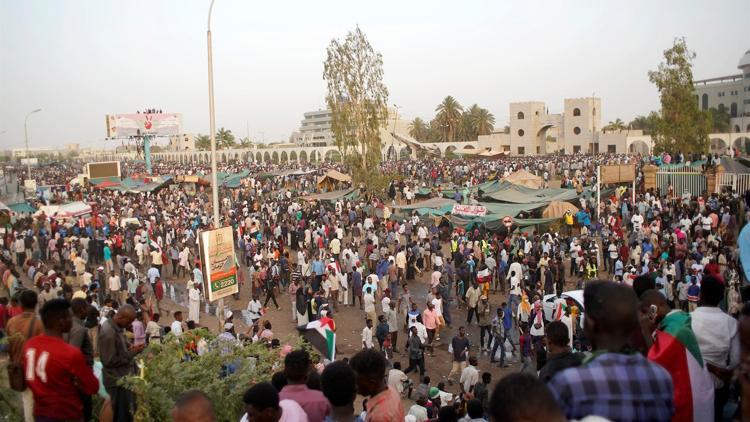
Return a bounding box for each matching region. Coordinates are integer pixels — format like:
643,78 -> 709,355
736,125 -> 742,133
535,111 -> 540,116
718,92 -> 725,97
702,94 -> 709,110
536,146 -> 541,154
592,107 -> 596,116
517,147 -> 525,155
573,108 -> 581,116
573,127 -> 581,135
718,104 -> 726,113
731,103 -> 738,118
608,145 -> 617,153
573,145 -> 581,154
518,129 -> 525,137
517,111 -> 525,120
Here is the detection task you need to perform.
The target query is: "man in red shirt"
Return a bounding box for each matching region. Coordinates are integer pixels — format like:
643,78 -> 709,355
23,299 -> 99,421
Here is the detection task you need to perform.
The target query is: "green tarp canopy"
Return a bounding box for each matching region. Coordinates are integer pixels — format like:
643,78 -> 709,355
391,197 -> 456,210
481,181 -> 578,204
450,215 -> 559,232
8,202 -> 36,213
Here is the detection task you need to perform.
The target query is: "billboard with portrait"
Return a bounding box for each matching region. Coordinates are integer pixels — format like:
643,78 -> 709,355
106,113 -> 182,137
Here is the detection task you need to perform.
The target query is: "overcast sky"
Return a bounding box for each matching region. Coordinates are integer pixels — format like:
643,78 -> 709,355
1,0 -> 747,149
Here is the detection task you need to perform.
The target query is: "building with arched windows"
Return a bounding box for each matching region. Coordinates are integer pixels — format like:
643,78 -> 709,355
693,50 -> 750,135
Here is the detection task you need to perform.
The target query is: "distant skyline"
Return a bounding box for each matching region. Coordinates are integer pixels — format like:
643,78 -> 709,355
1,0 -> 747,149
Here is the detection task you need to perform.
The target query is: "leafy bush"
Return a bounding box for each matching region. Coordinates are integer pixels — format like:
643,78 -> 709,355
120,329 -> 307,422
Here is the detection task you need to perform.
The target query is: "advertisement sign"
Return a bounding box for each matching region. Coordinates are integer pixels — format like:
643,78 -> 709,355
451,204 -> 488,216
106,113 -> 182,137
198,226 -> 238,302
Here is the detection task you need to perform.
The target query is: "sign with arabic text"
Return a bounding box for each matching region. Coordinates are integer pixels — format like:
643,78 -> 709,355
451,204 -> 488,216
198,226 -> 238,302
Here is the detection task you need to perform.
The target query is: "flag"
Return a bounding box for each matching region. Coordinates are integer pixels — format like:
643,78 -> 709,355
297,317 -> 336,361
648,311 -> 714,422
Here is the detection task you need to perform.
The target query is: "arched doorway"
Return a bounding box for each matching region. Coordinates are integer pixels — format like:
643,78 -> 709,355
310,150 -> 319,163
299,151 -> 308,163
256,152 -> 262,162
325,150 -> 342,162
386,145 -> 397,161
734,137 -> 750,155
445,145 -> 457,158
290,151 -> 297,163
263,151 -> 271,163
399,146 -> 412,160
272,151 -> 279,164
281,151 -> 288,163
629,140 -> 649,154
710,138 -> 728,155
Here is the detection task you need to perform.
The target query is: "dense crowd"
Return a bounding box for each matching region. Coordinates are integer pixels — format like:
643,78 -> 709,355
1,150 -> 747,422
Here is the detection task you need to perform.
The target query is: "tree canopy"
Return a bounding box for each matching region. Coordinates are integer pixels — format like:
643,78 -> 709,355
648,38 -> 711,155
408,97 -> 495,142
323,26 -> 389,176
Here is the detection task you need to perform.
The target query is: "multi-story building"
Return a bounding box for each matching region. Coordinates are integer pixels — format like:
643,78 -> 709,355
168,134 -> 196,151
693,49 -> 750,134
479,97 -> 625,155
295,109 -> 334,147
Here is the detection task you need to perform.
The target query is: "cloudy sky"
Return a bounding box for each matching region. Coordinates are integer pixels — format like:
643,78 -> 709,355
0,0 -> 747,149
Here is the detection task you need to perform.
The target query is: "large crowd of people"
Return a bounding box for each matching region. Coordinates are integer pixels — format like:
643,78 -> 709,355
1,150 -> 747,422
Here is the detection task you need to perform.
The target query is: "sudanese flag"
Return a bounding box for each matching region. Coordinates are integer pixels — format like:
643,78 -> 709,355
297,316 -> 336,361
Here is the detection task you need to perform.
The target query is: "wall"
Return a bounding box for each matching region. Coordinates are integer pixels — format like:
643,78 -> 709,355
509,102 -> 546,156
563,98 -> 601,154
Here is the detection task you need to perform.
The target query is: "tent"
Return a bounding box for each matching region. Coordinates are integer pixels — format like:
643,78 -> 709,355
481,183 -> 578,204
542,200 -> 579,218
36,201 -> 92,219
304,188 -> 358,203
503,169 -> 543,189
317,170 -> 352,191
7,202 -> 36,214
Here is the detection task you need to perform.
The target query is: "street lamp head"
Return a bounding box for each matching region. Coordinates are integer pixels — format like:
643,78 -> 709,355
32,108 -> 41,113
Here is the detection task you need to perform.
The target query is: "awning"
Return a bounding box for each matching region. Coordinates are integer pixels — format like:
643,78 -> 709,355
391,197 -> 456,210
503,169 -> 543,189
8,202 -> 36,214
482,183 -> 578,204
304,188 -> 358,202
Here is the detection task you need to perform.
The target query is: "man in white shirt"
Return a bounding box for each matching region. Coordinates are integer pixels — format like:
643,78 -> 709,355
459,356 -> 479,395
108,271 -> 124,305
170,311 -> 184,336
363,291 -> 376,323
246,295 -> 262,325
361,319 -> 374,349
631,211 -> 644,232
691,276 -> 740,417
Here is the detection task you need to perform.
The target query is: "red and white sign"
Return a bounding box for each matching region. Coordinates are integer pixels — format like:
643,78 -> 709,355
451,204 -> 487,216
106,113 -> 182,138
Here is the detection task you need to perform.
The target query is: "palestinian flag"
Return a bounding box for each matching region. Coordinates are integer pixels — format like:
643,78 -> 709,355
648,311 -> 714,422
297,316 -> 336,361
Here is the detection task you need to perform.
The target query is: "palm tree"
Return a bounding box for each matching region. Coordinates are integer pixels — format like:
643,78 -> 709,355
408,117 -> 429,142
195,134 -> 210,150
457,110 -> 476,142
238,137 -> 252,148
605,118 -> 626,133
472,107 -> 495,136
216,127 -> 236,149
435,96 -> 463,142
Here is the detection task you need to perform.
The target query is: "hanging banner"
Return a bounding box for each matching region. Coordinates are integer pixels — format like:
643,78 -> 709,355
198,226 -> 238,302
451,204 -> 488,216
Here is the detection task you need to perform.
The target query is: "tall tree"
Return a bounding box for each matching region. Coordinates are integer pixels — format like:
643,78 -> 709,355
216,127 -> 236,149
195,134 -> 210,150
648,38 -> 711,154
472,107 -> 495,136
435,96 -> 463,142
323,26 -> 389,174
629,112 -> 660,135
238,137 -> 252,148
457,110 -> 476,142
707,107 -> 731,133
605,118 -> 626,133
408,117 -> 429,141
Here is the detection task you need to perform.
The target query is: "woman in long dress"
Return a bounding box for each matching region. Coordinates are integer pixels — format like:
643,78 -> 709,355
188,282 -> 201,324
295,287 -> 309,326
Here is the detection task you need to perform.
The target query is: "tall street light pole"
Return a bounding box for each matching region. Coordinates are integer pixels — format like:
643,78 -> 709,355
207,0 -> 224,326
24,108 -> 42,181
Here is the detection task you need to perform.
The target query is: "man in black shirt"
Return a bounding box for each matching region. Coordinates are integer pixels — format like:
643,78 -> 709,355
539,320 -> 584,383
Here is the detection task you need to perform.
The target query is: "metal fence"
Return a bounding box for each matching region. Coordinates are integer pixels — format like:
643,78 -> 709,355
716,173 -> 750,195
655,167 -> 707,198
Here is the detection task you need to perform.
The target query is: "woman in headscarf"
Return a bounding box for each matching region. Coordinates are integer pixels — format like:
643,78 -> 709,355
517,291 -> 532,326
295,286 -> 309,326
529,299 -> 545,348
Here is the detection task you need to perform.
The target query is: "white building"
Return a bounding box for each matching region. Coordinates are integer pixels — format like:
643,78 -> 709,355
295,109 -> 335,147
694,49 -> 750,134
168,134 -> 196,151
478,97 -> 635,156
